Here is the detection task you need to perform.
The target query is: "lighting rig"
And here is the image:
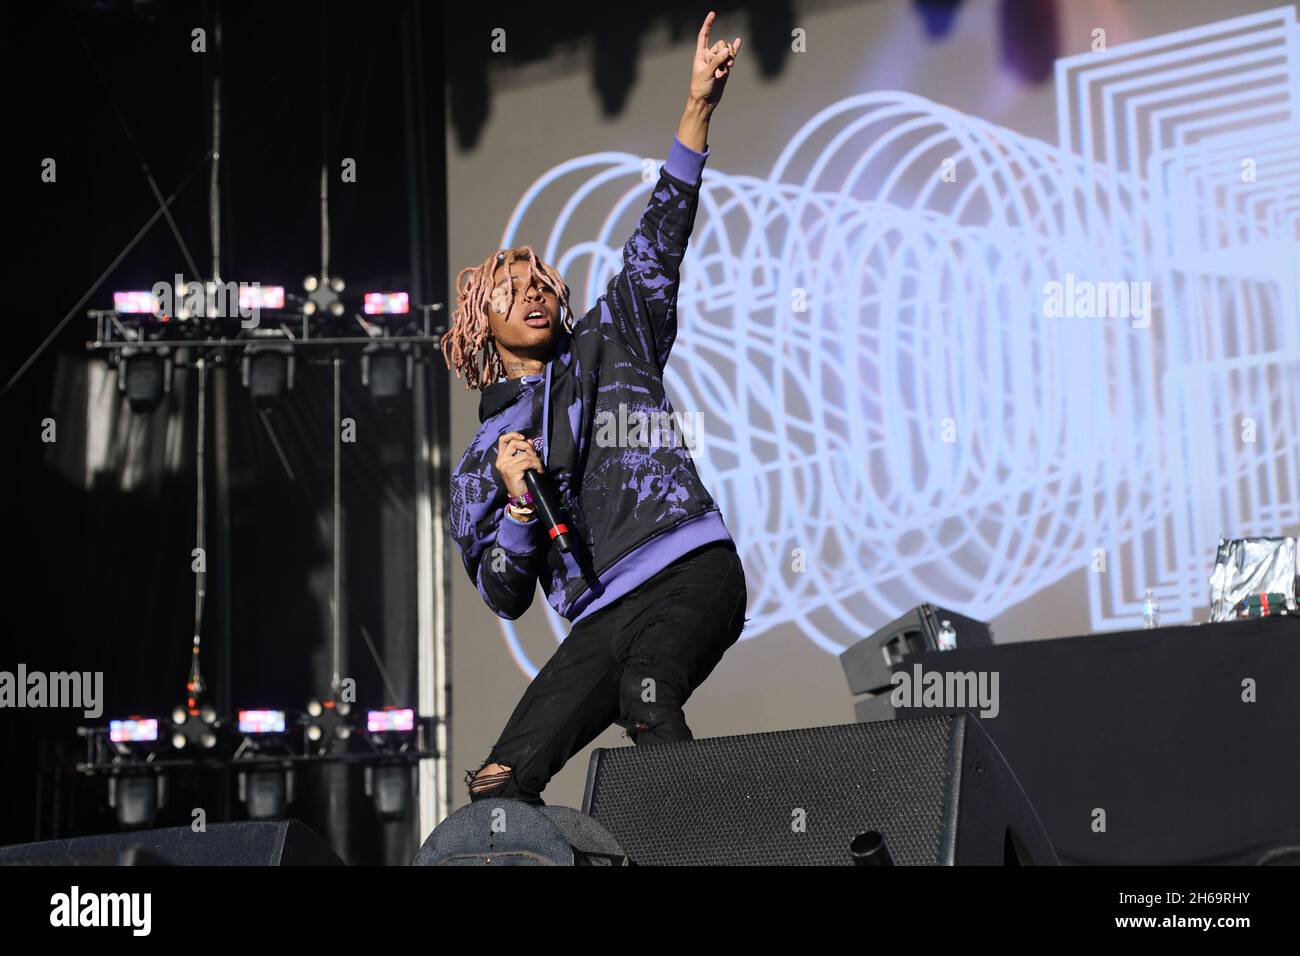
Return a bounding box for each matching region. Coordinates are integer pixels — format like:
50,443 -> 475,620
67,3 -> 452,844
78,277 -> 447,830
78,699 -> 438,826
87,276 -> 442,412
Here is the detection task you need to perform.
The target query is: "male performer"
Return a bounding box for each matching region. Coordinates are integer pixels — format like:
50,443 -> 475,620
442,12 -> 745,805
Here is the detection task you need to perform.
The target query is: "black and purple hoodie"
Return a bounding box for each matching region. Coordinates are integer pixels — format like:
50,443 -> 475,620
449,135 -> 734,623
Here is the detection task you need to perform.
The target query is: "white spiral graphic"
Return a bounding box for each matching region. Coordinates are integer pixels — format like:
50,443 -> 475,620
497,7 -> 1300,673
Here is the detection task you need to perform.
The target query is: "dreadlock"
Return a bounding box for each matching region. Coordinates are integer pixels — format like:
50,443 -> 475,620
441,246 -> 574,390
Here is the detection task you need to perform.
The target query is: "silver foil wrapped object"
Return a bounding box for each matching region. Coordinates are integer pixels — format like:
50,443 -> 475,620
1208,537 -> 1298,622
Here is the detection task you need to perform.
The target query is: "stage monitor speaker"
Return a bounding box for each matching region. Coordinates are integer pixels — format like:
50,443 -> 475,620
841,604 -> 993,695
0,820 -> 344,866
582,714 -> 1057,866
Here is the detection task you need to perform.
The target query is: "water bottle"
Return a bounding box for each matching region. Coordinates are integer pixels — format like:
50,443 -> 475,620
1141,589 -> 1159,629
937,618 -> 957,651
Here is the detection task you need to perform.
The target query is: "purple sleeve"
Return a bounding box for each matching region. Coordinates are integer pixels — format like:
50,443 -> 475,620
665,136 -> 709,185
450,463 -> 545,620
602,135 -> 709,368
473,510 -> 544,620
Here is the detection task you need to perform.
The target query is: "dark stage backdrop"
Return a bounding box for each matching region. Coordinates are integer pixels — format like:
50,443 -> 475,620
0,1 -> 448,862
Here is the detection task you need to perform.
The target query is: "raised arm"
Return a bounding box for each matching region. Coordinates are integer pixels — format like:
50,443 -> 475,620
601,12 -> 740,369
604,136 -> 706,369
678,10 -> 741,152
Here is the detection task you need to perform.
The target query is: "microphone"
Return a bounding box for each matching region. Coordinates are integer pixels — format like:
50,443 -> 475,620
523,469 -> 573,553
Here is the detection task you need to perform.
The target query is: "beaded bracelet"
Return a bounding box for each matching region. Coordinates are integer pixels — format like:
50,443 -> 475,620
509,491 -> 535,510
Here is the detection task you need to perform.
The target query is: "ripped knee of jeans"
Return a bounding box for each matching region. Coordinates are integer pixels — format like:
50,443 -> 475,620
465,760 -> 513,799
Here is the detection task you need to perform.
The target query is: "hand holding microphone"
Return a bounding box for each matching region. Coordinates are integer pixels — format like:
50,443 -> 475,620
494,431 -> 573,553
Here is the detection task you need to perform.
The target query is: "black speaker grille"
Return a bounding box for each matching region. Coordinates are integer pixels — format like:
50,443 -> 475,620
586,716 -> 960,865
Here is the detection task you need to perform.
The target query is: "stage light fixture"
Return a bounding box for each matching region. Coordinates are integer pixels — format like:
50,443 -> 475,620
118,346 -> 172,413
109,716 -> 159,746
170,705 -> 221,751
99,719 -> 167,828
107,772 -> 165,829
233,709 -> 289,755
367,707 -> 415,735
103,717 -> 166,826
238,284 -> 285,312
301,697 -> 353,752
112,291 -> 160,314
241,341 -> 295,409
238,767 -> 292,820
238,709 -> 287,735
234,708 -> 293,820
361,344 -> 410,409
302,272 -> 345,319
171,280 -> 194,320
364,708 -> 417,820
365,764 -> 415,821
363,292 -> 409,315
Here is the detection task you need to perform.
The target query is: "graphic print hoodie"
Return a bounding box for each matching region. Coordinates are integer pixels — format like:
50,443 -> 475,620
449,135 -> 734,622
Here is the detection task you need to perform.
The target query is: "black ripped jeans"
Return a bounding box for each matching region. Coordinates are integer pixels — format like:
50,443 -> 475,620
467,540 -> 747,806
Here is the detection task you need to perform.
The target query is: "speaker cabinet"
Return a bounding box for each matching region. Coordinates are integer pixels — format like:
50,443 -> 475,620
841,604 -> 993,695
582,714 -> 1056,866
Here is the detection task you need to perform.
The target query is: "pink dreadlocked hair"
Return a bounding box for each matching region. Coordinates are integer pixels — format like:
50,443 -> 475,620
441,246 -> 574,390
